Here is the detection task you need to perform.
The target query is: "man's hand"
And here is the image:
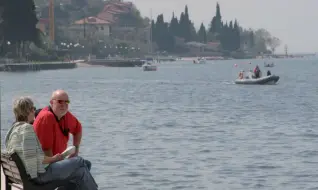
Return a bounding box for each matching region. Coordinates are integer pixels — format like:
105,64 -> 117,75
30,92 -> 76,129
52,153 -> 63,162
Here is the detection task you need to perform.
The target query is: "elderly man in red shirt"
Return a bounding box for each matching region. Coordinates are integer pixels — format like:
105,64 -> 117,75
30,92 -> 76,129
33,89 -> 91,170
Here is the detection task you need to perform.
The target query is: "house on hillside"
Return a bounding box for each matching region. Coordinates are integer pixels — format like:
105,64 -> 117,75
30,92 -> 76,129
36,18 -> 50,35
68,17 -> 112,41
184,41 -> 222,56
80,0 -> 148,47
186,42 -> 206,53
205,42 -> 221,52
96,12 -> 116,24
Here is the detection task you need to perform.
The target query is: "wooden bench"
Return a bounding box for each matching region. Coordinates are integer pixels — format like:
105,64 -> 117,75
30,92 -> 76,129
1,151 -> 74,190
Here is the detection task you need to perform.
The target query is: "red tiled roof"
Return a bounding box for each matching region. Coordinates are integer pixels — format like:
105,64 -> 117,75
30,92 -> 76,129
102,1 -> 132,12
96,12 -> 116,23
107,10 -> 121,14
74,17 -> 111,25
94,1 -> 134,25
100,1 -> 132,15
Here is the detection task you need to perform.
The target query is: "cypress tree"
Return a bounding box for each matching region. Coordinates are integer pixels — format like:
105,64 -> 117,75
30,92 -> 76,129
233,19 -> 241,50
2,0 -> 41,57
169,12 -> 179,37
198,23 -> 207,43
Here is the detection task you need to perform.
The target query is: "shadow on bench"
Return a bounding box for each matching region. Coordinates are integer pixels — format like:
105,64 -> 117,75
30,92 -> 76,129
1,151 -> 75,190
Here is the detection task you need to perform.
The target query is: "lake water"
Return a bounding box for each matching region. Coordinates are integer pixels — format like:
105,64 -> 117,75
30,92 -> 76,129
1,58 -> 318,190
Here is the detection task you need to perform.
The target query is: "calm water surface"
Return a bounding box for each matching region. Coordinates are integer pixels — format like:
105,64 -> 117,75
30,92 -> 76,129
1,58 -> 318,190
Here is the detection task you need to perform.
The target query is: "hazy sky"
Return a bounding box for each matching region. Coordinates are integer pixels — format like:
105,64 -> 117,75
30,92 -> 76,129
129,0 -> 318,54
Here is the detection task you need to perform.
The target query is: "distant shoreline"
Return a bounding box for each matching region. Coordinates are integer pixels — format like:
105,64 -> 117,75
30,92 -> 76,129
0,62 -> 77,72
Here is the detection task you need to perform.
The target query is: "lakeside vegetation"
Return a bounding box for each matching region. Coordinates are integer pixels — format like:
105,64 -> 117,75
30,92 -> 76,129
0,0 -> 281,61
151,3 -> 281,55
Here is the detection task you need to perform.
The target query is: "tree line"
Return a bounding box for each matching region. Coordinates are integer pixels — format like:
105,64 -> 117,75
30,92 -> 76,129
0,0 -> 281,58
151,3 -> 280,54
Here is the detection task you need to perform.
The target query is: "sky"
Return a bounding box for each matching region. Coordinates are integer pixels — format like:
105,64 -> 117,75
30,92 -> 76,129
129,0 -> 318,54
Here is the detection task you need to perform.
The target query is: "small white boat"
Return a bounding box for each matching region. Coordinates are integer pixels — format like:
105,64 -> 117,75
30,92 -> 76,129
142,62 -> 157,71
193,57 -> 206,64
235,75 -> 279,85
264,62 -> 274,67
198,57 -> 206,64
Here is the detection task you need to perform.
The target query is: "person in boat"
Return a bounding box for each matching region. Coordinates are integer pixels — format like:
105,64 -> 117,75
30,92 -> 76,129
4,96 -> 98,189
267,70 -> 271,76
238,70 -> 244,79
248,69 -> 254,79
254,65 -> 261,78
33,90 -> 92,171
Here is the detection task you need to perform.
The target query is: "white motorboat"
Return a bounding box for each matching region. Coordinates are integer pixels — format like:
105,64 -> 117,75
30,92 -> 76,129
235,75 -> 279,85
193,57 -> 206,64
142,62 -> 157,71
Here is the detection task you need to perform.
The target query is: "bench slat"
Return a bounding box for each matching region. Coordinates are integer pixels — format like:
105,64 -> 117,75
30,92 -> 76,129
1,155 -> 11,160
2,152 -> 73,190
1,157 -> 9,162
1,159 -> 19,167
10,183 -> 23,190
3,170 -> 22,180
2,163 -> 20,174
3,169 -> 21,178
1,157 -> 12,164
3,170 -> 15,177
8,176 -> 23,184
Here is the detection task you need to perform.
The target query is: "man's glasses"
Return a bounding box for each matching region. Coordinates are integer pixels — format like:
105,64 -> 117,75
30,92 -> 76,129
54,99 -> 70,104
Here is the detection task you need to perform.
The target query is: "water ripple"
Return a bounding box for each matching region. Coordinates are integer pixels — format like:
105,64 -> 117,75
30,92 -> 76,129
1,59 -> 318,189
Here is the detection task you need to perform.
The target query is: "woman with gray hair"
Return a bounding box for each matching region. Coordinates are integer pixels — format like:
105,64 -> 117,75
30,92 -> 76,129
4,96 -> 98,190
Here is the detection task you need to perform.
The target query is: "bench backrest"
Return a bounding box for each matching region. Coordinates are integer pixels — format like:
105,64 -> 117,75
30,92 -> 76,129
1,151 -> 29,187
1,151 -> 73,190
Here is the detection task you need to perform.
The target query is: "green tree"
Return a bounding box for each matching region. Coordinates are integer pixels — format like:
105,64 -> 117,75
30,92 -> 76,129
267,36 -> 280,54
169,12 -> 179,37
151,20 -> 156,42
178,12 -> 186,39
177,5 -> 196,42
208,2 -> 223,41
249,31 -> 255,48
197,23 -> 207,43
233,19 -> 241,50
153,14 -> 175,51
209,3 -> 222,33
2,0 -> 42,58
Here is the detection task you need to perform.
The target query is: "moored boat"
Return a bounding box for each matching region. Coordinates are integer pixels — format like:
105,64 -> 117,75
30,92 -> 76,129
193,57 -> 206,64
264,62 -> 275,67
142,62 -> 157,71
